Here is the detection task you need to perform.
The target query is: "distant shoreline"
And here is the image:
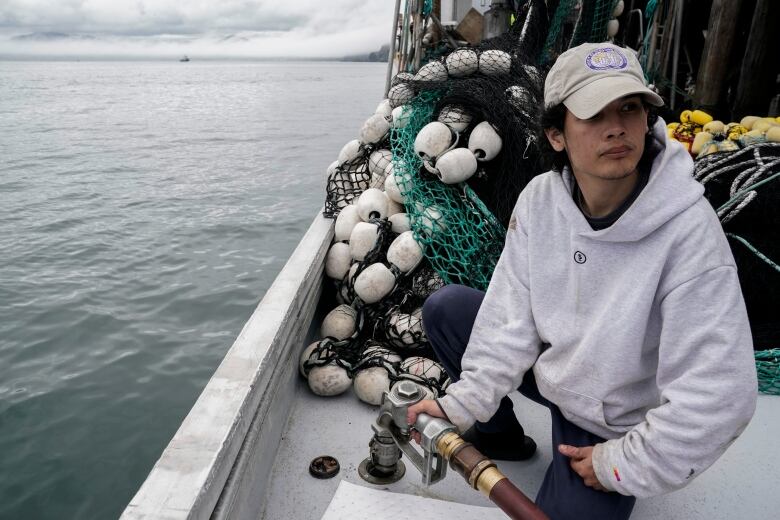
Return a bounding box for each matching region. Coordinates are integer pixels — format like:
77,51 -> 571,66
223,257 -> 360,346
0,54 -> 389,62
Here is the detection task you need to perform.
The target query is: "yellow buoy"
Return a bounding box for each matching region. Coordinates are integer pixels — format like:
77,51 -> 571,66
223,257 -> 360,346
690,110 -> 713,126
766,126 -> 780,143
726,124 -> 748,140
692,131 -> 713,155
703,120 -> 725,134
740,116 -> 760,130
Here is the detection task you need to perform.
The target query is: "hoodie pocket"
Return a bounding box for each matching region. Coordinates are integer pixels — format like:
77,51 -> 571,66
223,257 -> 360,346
536,373 -> 608,430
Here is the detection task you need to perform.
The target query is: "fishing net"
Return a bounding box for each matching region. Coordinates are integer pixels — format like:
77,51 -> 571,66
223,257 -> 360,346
394,356 -> 450,398
540,0 -> 620,66
336,218 -> 396,308
302,336 -> 363,375
755,349 -> 780,395
368,149 -> 394,188
324,153 -> 372,218
694,142 -> 780,349
571,0 -> 620,47
390,90 -> 504,289
388,0 -> 549,290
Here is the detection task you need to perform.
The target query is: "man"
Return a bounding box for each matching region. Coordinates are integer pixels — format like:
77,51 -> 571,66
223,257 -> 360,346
407,43 -> 757,519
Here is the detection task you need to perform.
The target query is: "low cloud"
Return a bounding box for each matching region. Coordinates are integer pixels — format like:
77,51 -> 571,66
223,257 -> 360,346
0,0 -> 395,58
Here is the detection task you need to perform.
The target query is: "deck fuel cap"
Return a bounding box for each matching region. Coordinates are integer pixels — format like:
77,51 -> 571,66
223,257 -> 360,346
309,455 -> 340,479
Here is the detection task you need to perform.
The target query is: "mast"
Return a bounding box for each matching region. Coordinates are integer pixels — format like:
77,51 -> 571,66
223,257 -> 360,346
385,0 -> 403,97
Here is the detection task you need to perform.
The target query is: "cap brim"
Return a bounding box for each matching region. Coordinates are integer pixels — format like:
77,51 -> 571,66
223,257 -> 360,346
563,75 -> 664,120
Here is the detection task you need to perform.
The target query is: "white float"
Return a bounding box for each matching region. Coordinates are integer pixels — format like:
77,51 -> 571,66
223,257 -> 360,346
387,231 -> 424,273
308,361 -> 351,397
354,263 -> 396,304
414,121 -> 455,162
445,49 -> 479,78
325,160 -> 340,180
389,212 -> 411,234
388,83 -> 415,108
607,19 -> 619,38
368,149 -> 393,177
505,85 -> 533,112
391,105 -> 411,128
468,121 -> 503,161
356,188 -> 389,221
388,311 -> 426,346
413,60 -> 448,82
384,171 -> 404,204
433,147 -> 478,184
394,72 -> 414,83
337,139 -> 362,166
349,222 -> 381,261
321,304 -> 358,341
386,198 -> 404,217
325,242 -> 352,280
353,346 -> 402,405
334,204 -> 362,242
375,99 -> 393,119
359,113 -> 391,145
479,49 -> 512,76
400,356 -> 443,381
415,203 -> 447,236
437,105 -> 473,133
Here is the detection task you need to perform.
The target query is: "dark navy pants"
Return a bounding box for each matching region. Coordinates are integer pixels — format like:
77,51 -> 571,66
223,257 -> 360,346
422,284 -> 636,520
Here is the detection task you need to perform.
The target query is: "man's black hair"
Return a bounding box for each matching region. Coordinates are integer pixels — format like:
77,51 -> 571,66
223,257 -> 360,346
537,99 -> 660,172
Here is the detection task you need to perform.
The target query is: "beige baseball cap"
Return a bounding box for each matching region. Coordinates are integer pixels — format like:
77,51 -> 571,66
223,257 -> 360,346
544,42 -> 664,119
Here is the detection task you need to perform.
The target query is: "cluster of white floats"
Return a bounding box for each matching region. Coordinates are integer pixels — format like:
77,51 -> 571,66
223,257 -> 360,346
303,94 -> 455,404
303,44 -> 534,405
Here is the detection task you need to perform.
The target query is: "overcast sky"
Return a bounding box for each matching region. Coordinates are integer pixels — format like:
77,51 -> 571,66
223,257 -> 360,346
0,0 -> 397,58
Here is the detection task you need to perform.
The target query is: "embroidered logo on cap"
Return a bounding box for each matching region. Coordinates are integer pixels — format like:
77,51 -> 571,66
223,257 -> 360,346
585,47 -> 628,71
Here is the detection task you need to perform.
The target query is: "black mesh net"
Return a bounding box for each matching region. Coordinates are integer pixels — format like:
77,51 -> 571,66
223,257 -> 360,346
694,142 -> 780,350
393,356 -> 450,398
402,0 -> 550,227
324,153 -> 372,218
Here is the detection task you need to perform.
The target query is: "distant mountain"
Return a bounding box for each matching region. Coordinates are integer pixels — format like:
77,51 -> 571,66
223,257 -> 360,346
12,32 -> 96,41
342,44 -> 389,63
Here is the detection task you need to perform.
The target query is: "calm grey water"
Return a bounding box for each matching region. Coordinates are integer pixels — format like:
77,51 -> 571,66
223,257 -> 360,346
0,60 -> 386,519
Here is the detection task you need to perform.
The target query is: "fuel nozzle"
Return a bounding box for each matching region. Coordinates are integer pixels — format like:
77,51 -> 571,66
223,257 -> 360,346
357,380 -> 549,519
359,381 -> 454,486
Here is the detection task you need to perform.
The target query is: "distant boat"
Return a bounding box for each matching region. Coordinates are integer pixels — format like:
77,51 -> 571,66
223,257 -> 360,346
179,55 -> 190,62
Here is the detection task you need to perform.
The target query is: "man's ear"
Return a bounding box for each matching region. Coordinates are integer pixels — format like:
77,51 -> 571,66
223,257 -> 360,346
544,127 -> 566,152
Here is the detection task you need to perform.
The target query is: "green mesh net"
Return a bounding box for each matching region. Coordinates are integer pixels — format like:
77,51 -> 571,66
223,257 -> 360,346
756,349 -> 780,395
389,90 -> 506,290
540,0 -> 620,66
539,0 -> 579,66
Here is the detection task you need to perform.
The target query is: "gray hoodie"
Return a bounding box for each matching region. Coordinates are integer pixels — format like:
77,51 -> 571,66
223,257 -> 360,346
438,119 -> 758,498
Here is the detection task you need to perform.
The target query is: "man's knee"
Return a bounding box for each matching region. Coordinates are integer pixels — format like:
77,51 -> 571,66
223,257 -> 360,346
422,284 -> 467,332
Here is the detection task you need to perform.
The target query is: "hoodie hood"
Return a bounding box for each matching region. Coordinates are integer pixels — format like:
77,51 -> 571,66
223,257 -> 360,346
552,117 -> 703,242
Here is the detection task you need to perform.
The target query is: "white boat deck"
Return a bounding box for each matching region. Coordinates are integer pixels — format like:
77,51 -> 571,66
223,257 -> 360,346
262,383 -> 780,519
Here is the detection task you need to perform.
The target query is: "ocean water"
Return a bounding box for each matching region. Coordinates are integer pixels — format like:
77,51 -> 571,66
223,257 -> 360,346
0,60 -> 387,519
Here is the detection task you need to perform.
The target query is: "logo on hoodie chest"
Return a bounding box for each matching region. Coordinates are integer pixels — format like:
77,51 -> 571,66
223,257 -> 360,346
573,251 -> 587,264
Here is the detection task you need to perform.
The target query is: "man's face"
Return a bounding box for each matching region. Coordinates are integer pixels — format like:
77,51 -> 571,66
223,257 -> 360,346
545,95 -> 649,182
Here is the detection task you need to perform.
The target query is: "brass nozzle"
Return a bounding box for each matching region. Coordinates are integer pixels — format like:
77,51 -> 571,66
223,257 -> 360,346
435,431 -> 507,496
436,431 -> 465,459
475,466 -> 507,496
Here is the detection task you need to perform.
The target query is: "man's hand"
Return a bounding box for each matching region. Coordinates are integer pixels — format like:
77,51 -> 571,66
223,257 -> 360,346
558,444 -> 607,492
406,399 -> 448,444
